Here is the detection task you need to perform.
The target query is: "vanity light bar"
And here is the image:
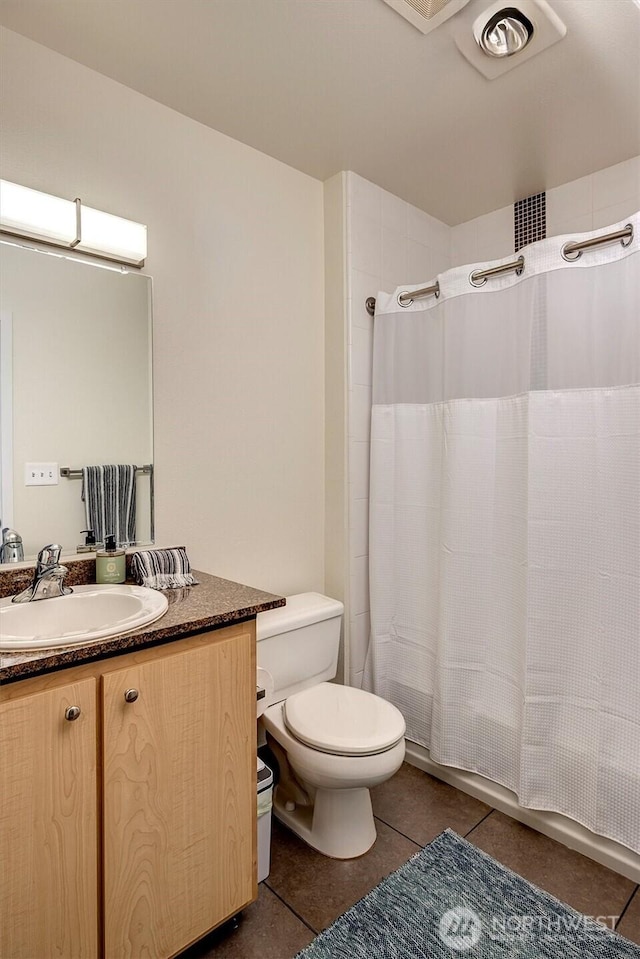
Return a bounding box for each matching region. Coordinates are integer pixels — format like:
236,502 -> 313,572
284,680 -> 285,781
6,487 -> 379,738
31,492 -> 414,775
0,180 -> 147,267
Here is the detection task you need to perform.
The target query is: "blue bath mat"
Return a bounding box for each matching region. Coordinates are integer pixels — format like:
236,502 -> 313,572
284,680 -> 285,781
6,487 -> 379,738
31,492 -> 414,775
295,829 -> 639,958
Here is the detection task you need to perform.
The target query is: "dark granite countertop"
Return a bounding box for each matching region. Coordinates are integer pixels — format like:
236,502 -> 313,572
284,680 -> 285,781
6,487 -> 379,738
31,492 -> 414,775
0,570 -> 284,684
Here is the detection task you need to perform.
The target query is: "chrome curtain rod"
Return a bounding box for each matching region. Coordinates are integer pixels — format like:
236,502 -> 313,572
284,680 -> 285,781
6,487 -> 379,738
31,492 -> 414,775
366,280 -> 439,317
365,222 -> 634,316
60,464 -> 153,478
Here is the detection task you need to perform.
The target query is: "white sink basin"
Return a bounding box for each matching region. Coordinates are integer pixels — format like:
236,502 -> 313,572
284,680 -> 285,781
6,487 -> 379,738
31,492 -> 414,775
0,584 -> 169,651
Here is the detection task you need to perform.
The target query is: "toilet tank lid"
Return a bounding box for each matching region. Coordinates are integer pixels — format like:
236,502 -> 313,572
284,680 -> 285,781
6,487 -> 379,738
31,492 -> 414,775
257,592 -> 344,641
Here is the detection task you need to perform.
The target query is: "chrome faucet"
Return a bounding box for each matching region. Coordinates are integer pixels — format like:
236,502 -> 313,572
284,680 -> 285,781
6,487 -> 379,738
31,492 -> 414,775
12,544 -> 73,603
0,527 -> 24,563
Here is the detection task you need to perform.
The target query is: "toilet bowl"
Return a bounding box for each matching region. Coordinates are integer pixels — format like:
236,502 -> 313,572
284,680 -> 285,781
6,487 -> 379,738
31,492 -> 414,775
257,594 -> 406,859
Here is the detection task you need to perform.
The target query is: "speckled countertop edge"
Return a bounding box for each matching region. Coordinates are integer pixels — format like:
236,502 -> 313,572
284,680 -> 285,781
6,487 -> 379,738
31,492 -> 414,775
0,570 -> 285,683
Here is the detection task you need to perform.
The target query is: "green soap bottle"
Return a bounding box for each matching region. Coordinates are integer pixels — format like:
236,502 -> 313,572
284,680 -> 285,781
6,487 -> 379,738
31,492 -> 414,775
96,535 -> 126,584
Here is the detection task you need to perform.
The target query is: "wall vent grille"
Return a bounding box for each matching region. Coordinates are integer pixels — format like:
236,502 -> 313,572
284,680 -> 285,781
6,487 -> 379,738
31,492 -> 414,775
381,0 -> 472,35
514,191 -> 546,252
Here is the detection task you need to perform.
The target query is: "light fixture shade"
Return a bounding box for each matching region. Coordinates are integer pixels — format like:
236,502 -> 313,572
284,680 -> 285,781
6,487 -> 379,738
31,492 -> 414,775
0,179 -> 147,267
79,206 -> 147,266
0,180 -> 77,245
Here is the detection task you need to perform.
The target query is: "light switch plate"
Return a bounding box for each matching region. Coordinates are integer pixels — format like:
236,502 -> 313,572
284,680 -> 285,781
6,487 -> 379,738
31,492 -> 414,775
25,462 -> 59,486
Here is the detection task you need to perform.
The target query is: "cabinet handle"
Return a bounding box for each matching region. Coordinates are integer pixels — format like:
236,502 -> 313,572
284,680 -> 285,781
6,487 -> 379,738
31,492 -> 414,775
124,688 -> 139,703
65,705 -> 81,722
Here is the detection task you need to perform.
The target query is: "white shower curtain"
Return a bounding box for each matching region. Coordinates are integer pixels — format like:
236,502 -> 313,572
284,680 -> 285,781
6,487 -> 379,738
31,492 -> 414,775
365,212 -> 640,853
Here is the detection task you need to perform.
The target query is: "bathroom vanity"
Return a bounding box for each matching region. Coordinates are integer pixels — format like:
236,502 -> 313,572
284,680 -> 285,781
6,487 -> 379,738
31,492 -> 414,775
0,566 -> 284,959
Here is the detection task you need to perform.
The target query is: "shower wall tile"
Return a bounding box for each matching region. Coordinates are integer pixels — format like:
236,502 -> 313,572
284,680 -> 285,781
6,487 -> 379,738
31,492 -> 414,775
546,174 -> 592,232
407,239 -> 433,285
351,211 -> 381,275
351,325 -> 373,387
407,204 -> 449,250
382,189 -> 408,236
350,174 -> 383,222
350,385 -> 372,442
451,204 -> 513,266
593,200 -> 637,230
381,227 -> 408,293
592,155 -> 640,213
450,217 -> 478,266
349,439 -> 371,501
349,611 -> 371,676
546,212 -> 593,239
451,155 -> 640,268
429,246 -> 453,278
406,240 -> 451,286
350,555 -> 370,617
349,268 -> 378,332
479,206 -> 514,260
350,496 -> 369,558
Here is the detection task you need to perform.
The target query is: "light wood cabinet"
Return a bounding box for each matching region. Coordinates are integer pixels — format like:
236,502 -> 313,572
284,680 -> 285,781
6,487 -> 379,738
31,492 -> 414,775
0,678 -> 99,959
1,622 -> 257,959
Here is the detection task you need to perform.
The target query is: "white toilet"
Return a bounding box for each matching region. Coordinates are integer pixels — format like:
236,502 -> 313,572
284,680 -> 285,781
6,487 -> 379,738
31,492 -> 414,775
257,593 -> 406,859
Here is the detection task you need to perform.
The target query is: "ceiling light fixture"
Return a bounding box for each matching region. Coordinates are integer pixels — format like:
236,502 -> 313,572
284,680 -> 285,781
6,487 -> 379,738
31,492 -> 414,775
479,7 -> 534,57
455,0 -> 566,80
0,180 -> 147,267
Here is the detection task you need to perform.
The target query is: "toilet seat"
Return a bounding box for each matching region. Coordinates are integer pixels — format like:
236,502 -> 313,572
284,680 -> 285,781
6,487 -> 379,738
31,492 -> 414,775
283,682 -> 406,756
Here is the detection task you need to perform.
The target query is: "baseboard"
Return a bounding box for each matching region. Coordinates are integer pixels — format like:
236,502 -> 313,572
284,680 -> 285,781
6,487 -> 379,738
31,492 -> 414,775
405,740 -> 640,884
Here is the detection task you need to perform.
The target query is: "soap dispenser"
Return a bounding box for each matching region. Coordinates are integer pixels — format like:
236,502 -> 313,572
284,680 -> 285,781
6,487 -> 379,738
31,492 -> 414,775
77,529 -> 101,553
96,535 -> 126,584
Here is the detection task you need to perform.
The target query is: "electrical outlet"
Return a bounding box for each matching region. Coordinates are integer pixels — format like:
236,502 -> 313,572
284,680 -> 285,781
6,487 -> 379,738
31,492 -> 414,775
25,462 -> 59,486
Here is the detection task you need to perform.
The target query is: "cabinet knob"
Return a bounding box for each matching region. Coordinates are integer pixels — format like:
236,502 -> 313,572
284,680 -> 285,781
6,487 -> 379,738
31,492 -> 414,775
124,688 -> 139,703
65,705 -> 81,722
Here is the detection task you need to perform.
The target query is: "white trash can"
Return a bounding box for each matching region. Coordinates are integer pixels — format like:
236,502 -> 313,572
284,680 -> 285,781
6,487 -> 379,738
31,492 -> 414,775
257,758 -> 273,883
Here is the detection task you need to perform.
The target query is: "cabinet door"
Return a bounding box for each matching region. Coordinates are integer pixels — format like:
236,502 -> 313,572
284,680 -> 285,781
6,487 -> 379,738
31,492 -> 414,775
0,678 -> 99,959
103,628 -> 255,959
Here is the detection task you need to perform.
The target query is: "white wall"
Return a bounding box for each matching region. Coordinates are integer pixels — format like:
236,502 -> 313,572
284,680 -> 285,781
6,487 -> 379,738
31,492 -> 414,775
451,156 -> 640,266
342,173 -> 451,687
0,27 -> 325,595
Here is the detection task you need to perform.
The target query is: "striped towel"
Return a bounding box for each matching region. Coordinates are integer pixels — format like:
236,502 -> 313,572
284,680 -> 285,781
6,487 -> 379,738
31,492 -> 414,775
81,465 -> 137,547
130,547 -> 199,590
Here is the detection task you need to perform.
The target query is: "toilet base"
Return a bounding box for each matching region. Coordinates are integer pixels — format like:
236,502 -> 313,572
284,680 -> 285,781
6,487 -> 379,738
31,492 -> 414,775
273,785 -> 377,859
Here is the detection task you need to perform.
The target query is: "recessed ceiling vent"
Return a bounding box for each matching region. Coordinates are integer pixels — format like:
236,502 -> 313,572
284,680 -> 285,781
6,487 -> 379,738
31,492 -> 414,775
381,0 -> 473,36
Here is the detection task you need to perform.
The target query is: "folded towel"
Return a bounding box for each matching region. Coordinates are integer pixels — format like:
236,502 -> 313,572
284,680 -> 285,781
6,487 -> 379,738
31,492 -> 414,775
130,547 -> 199,590
82,465 -> 136,547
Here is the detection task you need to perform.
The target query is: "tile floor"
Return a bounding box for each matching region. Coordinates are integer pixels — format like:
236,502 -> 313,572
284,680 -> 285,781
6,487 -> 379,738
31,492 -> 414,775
182,762 -> 640,958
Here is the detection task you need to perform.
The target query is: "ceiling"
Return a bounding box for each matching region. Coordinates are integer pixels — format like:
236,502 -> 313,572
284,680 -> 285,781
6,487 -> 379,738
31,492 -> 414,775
0,0 -> 639,224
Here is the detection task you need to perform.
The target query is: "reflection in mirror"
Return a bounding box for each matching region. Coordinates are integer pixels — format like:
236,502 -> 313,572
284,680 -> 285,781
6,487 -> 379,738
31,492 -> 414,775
0,241 -> 154,561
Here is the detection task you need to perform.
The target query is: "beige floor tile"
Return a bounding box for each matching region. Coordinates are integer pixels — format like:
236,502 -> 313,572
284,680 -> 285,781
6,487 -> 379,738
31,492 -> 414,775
266,815 -> 420,931
467,810 -> 635,921
178,883 -> 315,959
617,888 -> 640,946
371,761 -> 491,845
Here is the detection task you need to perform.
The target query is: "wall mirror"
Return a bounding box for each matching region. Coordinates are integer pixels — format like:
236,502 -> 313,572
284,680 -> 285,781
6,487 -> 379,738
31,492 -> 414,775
0,240 -> 154,562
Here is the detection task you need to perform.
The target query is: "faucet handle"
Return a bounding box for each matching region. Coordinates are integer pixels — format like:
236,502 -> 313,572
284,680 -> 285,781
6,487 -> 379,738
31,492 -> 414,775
37,543 -> 63,568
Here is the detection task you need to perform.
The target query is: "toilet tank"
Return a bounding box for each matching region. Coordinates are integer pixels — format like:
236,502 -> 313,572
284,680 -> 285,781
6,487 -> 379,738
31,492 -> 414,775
256,593 -> 344,710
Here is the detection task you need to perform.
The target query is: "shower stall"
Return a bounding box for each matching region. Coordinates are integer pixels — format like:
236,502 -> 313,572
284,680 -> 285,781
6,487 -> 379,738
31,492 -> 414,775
327,170 -> 640,881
